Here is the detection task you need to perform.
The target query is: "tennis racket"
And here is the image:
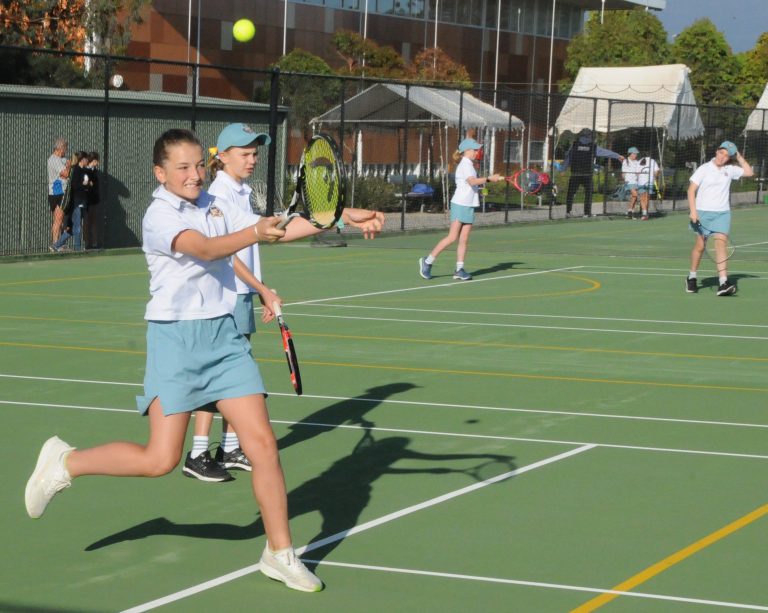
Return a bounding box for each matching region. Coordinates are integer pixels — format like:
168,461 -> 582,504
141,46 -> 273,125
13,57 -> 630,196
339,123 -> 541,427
506,169 -> 550,195
273,302 -> 302,395
277,133 -> 346,230
690,220 -> 735,265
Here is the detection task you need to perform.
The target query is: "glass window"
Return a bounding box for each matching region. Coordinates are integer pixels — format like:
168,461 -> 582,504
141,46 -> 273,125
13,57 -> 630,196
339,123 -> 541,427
485,0 -> 498,28
469,0 -> 483,26
325,0 -> 342,7
440,0 -> 456,23
394,0 -> 408,16
377,0 -> 394,14
410,0 -> 424,18
343,0 -> 359,8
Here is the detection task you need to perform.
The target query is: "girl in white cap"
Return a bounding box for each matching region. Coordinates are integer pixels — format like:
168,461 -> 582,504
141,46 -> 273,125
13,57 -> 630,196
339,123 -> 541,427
685,141 -> 754,296
24,128 -> 384,593
419,137 -> 502,281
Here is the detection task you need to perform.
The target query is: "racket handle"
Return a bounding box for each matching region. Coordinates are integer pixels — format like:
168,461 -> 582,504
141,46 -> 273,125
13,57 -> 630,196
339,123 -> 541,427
272,301 -> 282,317
276,213 -> 297,230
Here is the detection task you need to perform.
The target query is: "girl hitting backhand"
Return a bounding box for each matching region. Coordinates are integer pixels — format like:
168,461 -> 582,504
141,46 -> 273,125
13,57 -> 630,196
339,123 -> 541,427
25,128 -> 384,592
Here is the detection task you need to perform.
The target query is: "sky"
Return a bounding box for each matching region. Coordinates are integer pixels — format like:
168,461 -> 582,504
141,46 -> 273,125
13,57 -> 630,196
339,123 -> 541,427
655,0 -> 765,53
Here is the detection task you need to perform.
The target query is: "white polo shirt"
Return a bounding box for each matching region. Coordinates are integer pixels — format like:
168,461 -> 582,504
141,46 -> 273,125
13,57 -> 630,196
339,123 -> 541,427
451,157 -> 480,208
208,171 -> 262,294
636,157 -> 659,189
689,159 -> 744,212
621,158 -> 639,184
141,185 -> 261,321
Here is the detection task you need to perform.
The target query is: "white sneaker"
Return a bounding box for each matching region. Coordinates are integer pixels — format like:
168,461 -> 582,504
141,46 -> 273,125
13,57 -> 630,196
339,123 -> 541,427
25,436 -> 74,518
259,546 -> 323,592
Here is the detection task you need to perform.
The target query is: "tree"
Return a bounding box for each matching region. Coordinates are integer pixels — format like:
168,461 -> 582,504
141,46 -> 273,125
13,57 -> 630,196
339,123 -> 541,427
735,32 -> 768,108
671,19 -> 740,107
331,30 -> 405,79
404,48 -> 472,88
271,49 -> 342,141
0,0 -> 149,87
563,8 -> 670,90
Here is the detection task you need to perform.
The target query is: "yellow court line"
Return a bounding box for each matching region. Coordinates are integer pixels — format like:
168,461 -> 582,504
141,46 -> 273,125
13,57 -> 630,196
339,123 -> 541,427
571,503 -> 768,612
0,315 -> 765,363
1,341 -> 767,393
0,271 -> 146,287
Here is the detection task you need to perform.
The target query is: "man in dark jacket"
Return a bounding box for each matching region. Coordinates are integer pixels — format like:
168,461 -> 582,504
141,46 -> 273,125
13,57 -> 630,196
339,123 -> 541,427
562,128 -> 623,217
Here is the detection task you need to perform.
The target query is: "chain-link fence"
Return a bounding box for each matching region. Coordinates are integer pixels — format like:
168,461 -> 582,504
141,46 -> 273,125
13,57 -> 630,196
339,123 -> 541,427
2,45 -> 766,256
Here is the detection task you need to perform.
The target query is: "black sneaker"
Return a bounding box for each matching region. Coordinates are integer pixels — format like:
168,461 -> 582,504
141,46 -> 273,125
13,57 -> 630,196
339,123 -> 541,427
716,280 -> 737,296
685,277 -> 697,294
626,210 -> 633,219
182,451 -> 233,482
215,446 -> 252,471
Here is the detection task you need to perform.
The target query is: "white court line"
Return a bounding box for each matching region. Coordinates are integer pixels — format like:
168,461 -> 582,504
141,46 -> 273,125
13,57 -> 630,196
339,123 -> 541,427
287,266 -> 584,306
3,373 -> 768,431
4,397 -> 768,461
297,303 -> 768,330
302,560 -> 768,611
286,312 -> 768,341
120,444 -> 595,612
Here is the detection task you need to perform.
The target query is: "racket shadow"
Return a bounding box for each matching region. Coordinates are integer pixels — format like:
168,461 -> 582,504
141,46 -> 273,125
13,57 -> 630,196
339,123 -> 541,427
85,431 -> 515,569
699,273 -> 759,290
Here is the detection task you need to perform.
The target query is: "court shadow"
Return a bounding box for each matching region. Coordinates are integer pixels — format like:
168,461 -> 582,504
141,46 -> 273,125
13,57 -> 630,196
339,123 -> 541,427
470,261 -> 524,277
277,382 -> 418,451
85,431 -> 516,566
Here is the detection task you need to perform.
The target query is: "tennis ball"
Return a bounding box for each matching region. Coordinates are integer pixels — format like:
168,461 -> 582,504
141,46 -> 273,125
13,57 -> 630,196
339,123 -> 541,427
233,19 -> 256,43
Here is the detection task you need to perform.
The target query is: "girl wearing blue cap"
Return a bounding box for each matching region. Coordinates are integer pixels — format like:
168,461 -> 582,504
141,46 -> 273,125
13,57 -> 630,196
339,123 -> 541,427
419,137 -> 502,281
685,141 -> 754,296
25,128 -> 384,593
622,147 -> 640,218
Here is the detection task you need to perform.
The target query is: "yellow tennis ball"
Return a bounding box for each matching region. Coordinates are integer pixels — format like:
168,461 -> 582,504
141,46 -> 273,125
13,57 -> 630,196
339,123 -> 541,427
233,19 -> 255,43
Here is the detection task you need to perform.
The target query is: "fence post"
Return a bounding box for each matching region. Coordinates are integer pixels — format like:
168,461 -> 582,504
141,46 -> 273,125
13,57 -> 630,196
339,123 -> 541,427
191,62 -> 198,131
102,57 -> 111,249
400,84 -> 410,231
266,67 -> 280,216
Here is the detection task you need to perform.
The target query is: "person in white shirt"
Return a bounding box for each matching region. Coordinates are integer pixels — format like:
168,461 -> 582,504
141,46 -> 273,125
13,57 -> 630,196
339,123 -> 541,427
181,124 -> 281,483
636,155 -> 660,221
622,147 -> 640,218
685,141 -> 754,296
24,128 -> 384,593
419,137 -> 502,281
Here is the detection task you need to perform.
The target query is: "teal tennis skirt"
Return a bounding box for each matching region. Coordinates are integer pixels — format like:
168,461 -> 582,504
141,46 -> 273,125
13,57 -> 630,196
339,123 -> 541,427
135,315 -> 265,416
450,202 -> 475,224
696,210 -> 731,236
233,292 -> 256,335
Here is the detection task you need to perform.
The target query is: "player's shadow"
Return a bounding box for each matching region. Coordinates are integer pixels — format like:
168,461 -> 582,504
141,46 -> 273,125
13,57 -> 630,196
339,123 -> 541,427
277,382 -> 417,451
699,272 -> 758,292
470,261 -> 524,277
85,431 -> 516,566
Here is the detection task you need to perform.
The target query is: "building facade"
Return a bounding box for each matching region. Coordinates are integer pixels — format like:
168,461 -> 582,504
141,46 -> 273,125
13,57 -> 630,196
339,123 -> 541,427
123,0 -> 664,102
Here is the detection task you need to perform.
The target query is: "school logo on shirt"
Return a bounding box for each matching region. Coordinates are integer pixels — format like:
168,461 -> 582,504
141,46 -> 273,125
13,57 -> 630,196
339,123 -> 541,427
209,205 -> 224,217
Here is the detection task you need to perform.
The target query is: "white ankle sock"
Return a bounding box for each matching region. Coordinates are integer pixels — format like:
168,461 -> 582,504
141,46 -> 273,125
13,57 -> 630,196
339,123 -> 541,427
190,435 -> 208,459
222,432 -> 239,453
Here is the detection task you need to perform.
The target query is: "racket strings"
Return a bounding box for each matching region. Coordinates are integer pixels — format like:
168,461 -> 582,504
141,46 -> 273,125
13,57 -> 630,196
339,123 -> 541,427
301,138 -> 341,226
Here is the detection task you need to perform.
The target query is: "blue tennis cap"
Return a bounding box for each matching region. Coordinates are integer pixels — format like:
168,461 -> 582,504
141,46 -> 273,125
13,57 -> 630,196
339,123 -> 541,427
458,137 -> 483,152
718,141 -> 737,156
627,146 -> 639,154
216,123 -> 271,151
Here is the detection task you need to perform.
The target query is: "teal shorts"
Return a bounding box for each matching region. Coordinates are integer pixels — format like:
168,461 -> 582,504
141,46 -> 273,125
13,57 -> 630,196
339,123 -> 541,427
695,210 -> 731,236
135,315 -> 265,416
233,292 -> 256,335
450,202 -> 475,224
637,184 -> 654,194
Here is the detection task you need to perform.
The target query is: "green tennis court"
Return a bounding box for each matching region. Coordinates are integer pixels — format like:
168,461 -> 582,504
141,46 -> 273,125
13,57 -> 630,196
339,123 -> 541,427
3,208 -> 768,612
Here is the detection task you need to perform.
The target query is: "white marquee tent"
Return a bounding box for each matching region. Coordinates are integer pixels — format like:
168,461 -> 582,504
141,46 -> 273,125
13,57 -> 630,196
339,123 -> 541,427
554,64 -> 704,140
312,83 -> 522,131
744,84 -> 768,132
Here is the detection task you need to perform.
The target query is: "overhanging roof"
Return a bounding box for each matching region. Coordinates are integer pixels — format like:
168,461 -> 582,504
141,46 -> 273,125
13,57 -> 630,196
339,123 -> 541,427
312,83 -> 523,131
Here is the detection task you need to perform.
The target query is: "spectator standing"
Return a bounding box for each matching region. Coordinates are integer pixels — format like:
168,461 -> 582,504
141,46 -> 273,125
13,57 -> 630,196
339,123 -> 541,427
47,138 -> 70,245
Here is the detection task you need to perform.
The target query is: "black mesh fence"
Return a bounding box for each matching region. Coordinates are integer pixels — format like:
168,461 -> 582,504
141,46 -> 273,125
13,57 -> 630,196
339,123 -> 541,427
1,44 -> 766,256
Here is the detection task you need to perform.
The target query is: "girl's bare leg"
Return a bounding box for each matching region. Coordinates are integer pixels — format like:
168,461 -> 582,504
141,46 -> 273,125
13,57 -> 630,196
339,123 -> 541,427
429,220 -> 462,259
66,399 -> 190,478
216,394 -> 290,550
456,223 -> 472,264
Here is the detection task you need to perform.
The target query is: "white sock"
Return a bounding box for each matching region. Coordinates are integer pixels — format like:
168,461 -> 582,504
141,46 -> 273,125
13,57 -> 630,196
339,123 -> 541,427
719,276 -> 728,285
688,272 -> 697,279
222,432 -> 240,453
190,435 -> 208,459
425,255 -> 435,265
456,261 -> 464,271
